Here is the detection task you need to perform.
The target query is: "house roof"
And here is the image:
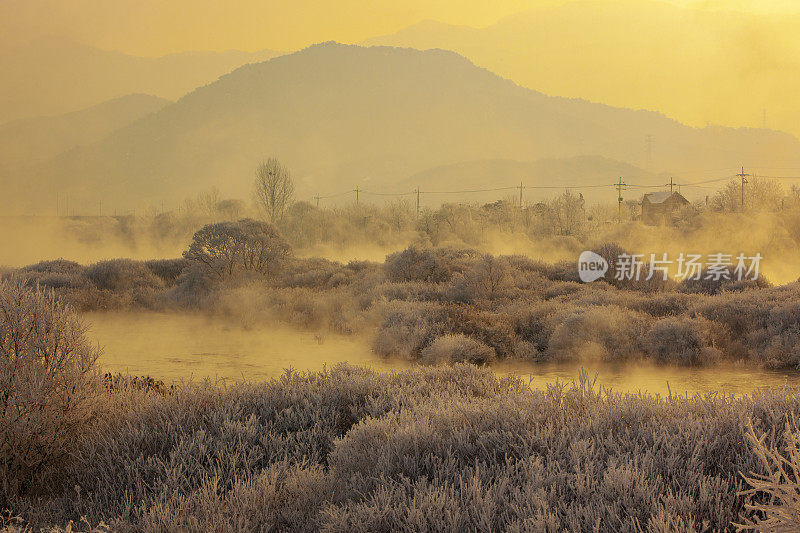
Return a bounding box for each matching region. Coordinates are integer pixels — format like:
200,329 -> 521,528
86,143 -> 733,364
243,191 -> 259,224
643,191 -> 687,204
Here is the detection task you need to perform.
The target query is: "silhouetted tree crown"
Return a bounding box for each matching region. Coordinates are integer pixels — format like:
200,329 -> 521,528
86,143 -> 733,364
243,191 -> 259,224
183,218 -> 291,279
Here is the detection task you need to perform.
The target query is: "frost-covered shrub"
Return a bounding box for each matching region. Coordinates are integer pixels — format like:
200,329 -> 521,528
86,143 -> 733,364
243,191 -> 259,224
20,259 -> 83,275
384,246 -> 480,283
183,219 -> 291,280
446,254 -> 513,302
627,291 -> 695,317
31,272 -> 90,291
679,271 -> 771,295
644,317 -> 722,365
376,281 -> 445,303
696,286 -> 800,367
547,305 -> 652,361
6,365 -> 800,530
738,417 -> 800,532
16,260 -> 90,292
0,279 -> 101,503
278,257 -> 381,291
145,258 -> 189,284
420,334 -> 496,365
373,301 -> 447,359
443,304 -> 516,358
507,302 -> 557,356
86,259 -> 164,292
544,280 -> 584,299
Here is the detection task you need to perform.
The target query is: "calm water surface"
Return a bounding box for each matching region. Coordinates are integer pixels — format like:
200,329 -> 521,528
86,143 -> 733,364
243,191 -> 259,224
86,312 -> 800,395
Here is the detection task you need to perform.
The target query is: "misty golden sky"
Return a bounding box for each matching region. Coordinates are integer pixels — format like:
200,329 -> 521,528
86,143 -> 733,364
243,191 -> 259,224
1,0 -> 797,55
3,0 -> 800,151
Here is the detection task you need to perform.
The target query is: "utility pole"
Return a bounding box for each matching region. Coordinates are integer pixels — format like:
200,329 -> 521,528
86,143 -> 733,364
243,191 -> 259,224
666,177 -> 675,193
518,182 -> 524,208
415,188 -> 420,218
354,186 -> 359,205
314,195 -> 320,208
737,166 -> 749,211
616,177 -> 627,221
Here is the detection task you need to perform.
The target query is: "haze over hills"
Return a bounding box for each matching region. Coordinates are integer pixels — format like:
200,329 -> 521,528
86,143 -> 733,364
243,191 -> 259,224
363,0 -> 800,139
6,42 -> 800,215
0,94 -> 170,167
0,37 -> 281,123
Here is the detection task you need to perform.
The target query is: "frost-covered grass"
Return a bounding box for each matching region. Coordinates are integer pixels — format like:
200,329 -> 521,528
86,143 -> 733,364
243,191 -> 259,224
1,363 -> 798,531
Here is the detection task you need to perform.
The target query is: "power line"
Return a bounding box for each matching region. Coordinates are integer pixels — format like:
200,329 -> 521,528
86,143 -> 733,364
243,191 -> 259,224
307,168 -> 800,209
737,166 -> 750,211
420,186 -> 519,194
616,177 -> 627,220
360,190 -> 415,197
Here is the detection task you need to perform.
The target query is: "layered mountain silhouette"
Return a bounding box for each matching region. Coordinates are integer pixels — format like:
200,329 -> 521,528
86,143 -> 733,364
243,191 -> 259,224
6,43 -> 800,214
0,37 -> 280,123
0,94 -> 170,167
363,1 -> 800,139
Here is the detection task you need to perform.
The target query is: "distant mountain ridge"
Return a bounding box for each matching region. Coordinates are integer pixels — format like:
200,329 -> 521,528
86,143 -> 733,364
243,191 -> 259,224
0,94 -> 170,167
6,42 -> 799,214
362,0 -> 800,139
0,37 -> 282,123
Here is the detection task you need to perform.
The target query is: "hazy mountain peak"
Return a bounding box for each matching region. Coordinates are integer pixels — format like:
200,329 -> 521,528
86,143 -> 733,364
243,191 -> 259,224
365,0 -> 800,139
0,39 -> 283,123
0,93 -> 171,167
6,42 -> 800,215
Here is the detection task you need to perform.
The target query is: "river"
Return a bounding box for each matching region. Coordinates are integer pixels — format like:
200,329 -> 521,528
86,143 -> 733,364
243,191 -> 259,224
85,312 -> 800,395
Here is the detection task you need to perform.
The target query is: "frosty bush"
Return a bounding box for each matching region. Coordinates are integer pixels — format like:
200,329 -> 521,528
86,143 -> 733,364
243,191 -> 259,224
384,246 -> 480,283
5,364 -> 800,530
738,417 -> 800,531
10,247 -> 800,369
0,279 -> 101,503
644,317 -> 723,365
86,258 -> 164,292
548,305 -> 652,361
420,334 -> 496,365
144,258 -> 189,284
447,254 -> 513,302
183,218 -> 291,280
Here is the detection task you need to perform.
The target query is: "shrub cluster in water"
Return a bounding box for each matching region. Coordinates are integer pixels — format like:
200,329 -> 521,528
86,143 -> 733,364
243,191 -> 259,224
9,218 -> 800,369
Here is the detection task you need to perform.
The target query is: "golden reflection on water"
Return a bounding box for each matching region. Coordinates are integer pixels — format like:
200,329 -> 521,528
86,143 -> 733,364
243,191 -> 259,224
85,312 -> 405,382
86,312 -> 800,395
493,360 -> 800,397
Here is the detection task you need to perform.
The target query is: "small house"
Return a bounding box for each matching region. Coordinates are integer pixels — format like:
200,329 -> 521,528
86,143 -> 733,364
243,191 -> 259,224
641,191 -> 690,225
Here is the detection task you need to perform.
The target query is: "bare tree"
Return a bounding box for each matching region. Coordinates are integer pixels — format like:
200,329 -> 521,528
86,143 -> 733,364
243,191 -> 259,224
254,158 -> 295,223
198,186 -> 221,217
549,190 -> 586,236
